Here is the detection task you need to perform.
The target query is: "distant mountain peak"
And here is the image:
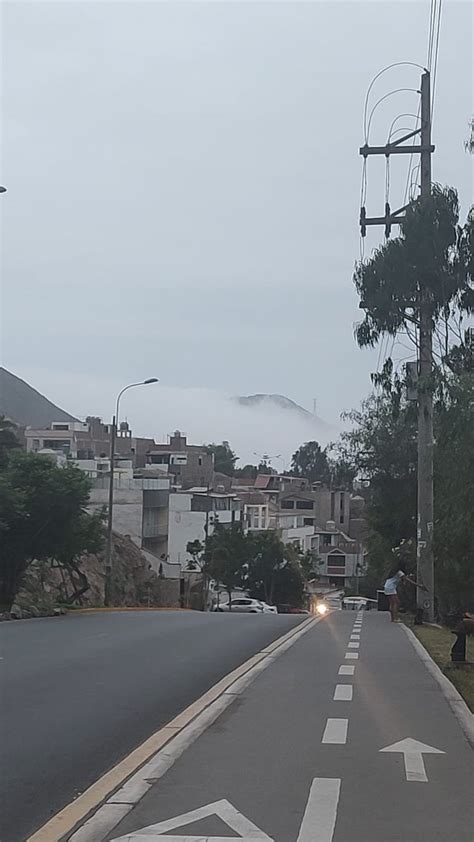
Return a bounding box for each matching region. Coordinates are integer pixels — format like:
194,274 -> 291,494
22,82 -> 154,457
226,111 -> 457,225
235,393 -> 310,416
0,367 -> 78,428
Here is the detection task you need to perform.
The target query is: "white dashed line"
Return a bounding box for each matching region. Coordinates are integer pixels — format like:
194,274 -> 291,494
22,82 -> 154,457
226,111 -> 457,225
297,777 -> 341,842
322,718 -> 348,744
338,665 -> 355,675
348,642 -> 360,649
345,652 -> 359,659
350,634 -> 360,640
334,684 -> 353,701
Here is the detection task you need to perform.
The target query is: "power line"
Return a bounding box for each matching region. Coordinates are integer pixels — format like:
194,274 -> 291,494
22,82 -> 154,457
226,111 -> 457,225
431,0 -> 443,121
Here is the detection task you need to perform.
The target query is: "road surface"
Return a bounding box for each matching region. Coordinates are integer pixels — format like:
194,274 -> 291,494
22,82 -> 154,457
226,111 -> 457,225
0,610 -> 304,842
97,610 -> 474,842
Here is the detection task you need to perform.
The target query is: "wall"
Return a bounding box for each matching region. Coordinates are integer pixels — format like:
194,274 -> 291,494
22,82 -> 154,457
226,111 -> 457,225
314,489 -> 350,533
168,494 -> 206,566
88,487 -> 143,547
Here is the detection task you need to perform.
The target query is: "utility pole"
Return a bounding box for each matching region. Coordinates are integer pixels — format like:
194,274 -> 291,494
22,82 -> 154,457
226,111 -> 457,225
359,70 -> 435,623
416,71 -> 434,623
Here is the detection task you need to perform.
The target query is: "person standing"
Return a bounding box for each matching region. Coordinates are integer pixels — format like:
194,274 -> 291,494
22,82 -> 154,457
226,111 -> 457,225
383,565 -> 426,622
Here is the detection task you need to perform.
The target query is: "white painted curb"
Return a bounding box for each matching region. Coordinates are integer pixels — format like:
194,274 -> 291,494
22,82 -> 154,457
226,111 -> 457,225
401,624 -> 474,749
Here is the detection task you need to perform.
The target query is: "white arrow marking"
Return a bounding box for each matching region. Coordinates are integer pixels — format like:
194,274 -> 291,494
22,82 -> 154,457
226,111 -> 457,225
297,778 -> 341,842
380,738 -> 444,782
111,797 -> 273,840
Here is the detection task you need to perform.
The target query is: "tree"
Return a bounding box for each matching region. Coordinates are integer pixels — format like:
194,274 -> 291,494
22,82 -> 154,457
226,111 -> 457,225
354,186 -> 472,351
205,441 -> 238,477
186,539 -> 205,570
434,373 -> 474,617
246,532 -> 305,607
0,452 -> 104,612
246,531 -> 286,604
234,464 -> 258,480
290,441 -> 330,485
0,416 -> 21,468
205,522 -> 248,606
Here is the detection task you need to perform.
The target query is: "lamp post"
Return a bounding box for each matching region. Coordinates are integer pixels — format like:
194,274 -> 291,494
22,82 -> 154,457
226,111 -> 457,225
0,186 -> 7,193
104,377 -> 158,605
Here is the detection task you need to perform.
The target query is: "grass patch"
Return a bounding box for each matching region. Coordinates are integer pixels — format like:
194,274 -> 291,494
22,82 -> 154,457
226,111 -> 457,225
404,618 -> 474,712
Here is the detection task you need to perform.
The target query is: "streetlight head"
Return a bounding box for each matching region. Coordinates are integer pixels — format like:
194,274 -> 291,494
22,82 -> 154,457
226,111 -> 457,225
144,377 -> 159,384
0,186 -> 7,194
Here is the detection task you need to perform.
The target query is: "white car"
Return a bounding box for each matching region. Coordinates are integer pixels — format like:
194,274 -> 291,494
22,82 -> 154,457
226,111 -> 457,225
215,597 -> 264,613
258,601 -> 278,614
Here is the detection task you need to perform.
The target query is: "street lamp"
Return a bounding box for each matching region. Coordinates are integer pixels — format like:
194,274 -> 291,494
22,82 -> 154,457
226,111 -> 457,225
104,377 -> 158,605
0,186 -> 7,194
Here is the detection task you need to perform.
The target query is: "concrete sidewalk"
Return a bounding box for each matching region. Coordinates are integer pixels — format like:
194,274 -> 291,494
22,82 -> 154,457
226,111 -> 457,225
81,611 -> 473,842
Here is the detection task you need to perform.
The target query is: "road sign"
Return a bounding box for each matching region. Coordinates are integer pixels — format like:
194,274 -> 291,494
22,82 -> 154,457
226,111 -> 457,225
380,737 -> 444,782
111,797 -> 273,841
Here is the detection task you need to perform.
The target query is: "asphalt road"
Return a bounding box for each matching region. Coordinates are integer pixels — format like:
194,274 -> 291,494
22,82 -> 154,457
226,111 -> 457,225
106,610 -> 474,842
0,610 -> 304,842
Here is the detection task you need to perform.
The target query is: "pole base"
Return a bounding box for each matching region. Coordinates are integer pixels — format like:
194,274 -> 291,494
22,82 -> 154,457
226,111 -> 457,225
414,608 -> 424,625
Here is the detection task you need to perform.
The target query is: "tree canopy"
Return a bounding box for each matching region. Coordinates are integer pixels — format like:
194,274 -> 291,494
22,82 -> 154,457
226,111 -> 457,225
354,186 -> 473,349
0,452 -> 104,612
204,441 -> 238,477
290,441 -> 330,485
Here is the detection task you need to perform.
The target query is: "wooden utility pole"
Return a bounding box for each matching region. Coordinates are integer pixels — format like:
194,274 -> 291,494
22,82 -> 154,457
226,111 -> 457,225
359,70 -> 435,623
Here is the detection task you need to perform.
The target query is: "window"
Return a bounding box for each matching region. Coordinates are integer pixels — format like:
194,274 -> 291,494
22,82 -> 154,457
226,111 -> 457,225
296,500 -> 312,510
52,423 -> 69,431
198,456 -> 203,466
321,534 -> 333,546
32,439 -> 40,451
339,492 -> 345,524
330,491 -> 335,521
281,499 -> 294,509
303,517 -> 314,526
328,554 -> 346,567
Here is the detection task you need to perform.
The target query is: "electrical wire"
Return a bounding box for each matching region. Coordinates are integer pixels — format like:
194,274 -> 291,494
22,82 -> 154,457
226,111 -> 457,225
363,62 -> 425,142
431,0 -> 443,121
365,89 -> 420,143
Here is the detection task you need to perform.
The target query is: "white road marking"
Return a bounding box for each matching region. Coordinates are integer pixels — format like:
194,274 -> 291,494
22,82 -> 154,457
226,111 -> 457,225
350,634 -> 360,640
345,652 -> 359,659
111,798 -> 273,840
322,718 -> 348,744
296,778 -> 341,842
334,684 -> 353,701
380,738 -> 444,782
347,642 -> 360,648
338,665 -> 355,675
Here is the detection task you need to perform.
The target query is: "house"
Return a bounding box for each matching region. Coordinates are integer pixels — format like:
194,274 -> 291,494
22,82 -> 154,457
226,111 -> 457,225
145,431 -> 214,490
24,417 -> 155,467
167,489 -> 242,568
236,490 -> 278,532
87,474 -> 171,570
309,524 -> 365,591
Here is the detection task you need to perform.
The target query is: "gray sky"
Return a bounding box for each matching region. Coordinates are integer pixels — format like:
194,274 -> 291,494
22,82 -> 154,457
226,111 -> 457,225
1,0 -> 472,462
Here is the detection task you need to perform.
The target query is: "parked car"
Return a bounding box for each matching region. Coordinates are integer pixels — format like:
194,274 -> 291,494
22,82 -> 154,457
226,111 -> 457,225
258,601 -> 278,614
214,597 -> 264,613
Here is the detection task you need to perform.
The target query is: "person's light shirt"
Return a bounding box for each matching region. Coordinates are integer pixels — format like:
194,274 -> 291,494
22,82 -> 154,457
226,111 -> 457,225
384,570 -> 405,595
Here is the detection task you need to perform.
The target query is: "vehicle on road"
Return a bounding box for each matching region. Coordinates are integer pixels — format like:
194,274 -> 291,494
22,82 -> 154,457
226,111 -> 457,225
258,601 -> 278,614
214,597 -> 264,613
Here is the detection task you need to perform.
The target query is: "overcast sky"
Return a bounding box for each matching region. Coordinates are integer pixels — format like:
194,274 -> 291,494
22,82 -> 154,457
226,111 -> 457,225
1,0 -> 472,461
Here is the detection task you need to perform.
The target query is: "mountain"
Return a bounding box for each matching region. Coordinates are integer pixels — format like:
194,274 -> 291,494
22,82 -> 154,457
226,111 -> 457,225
234,394 -> 330,428
0,367 -> 78,428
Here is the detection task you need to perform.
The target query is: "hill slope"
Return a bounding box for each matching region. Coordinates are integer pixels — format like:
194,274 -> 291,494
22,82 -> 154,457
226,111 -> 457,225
0,367 -> 78,427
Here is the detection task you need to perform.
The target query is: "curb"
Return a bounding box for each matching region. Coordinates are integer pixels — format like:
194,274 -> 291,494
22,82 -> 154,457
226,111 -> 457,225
27,614 -> 322,842
401,623 -> 474,749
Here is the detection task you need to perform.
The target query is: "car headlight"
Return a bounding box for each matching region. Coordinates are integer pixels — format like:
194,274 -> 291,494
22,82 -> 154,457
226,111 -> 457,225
316,603 -> 328,615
